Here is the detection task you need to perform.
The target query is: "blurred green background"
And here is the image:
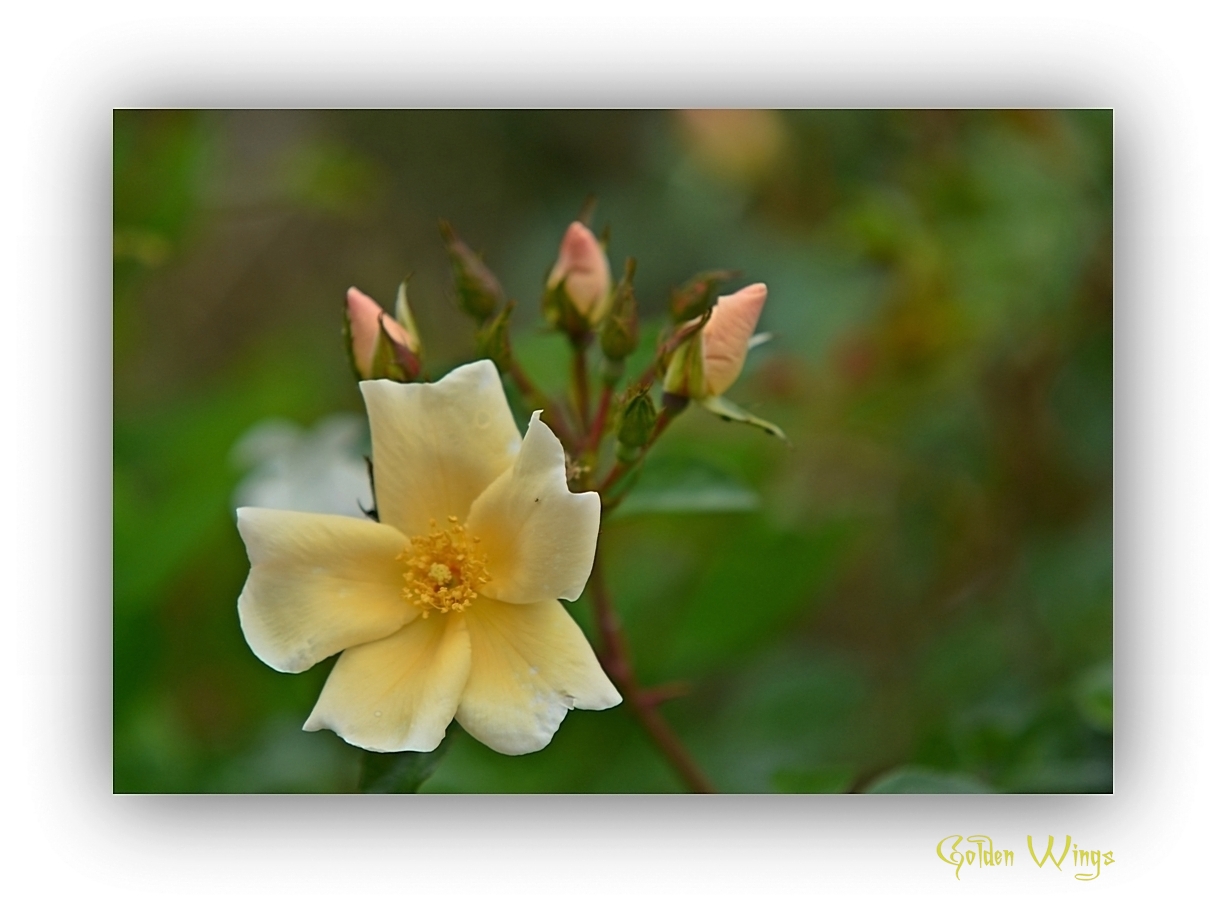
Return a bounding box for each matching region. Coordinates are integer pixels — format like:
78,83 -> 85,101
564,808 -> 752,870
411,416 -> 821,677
114,109 -> 1112,793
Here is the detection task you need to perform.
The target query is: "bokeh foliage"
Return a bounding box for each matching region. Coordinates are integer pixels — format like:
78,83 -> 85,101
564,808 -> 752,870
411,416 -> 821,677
114,110 -> 1111,793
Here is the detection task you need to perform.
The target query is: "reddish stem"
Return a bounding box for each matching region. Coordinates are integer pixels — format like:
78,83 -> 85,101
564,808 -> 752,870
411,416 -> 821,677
639,681 -> 691,709
572,343 -> 591,435
597,406 -> 679,499
585,382 -> 615,454
632,360 -> 659,391
589,552 -> 716,794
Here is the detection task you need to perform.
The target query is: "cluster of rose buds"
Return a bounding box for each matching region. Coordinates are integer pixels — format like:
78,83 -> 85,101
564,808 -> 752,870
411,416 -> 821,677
343,211 -> 783,446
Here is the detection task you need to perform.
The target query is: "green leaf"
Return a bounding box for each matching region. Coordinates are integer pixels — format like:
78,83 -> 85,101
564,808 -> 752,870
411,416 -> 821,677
667,520 -> 855,675
864,766 -> 993,793
1074,661 -> 1112,733
357,738 -> 452,793
612,456 -> 760,519
772,765 -> 855,793
699,395 -> 787,441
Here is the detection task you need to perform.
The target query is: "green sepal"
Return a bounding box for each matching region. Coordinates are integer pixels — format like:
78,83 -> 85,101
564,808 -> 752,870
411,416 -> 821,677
600,258 -> 639,361
614,441 -> 642,464
394,274 -> 422,348
476,300 -> 517,372
698,395 -> 788,441
369,315 -> 421,383
576,194 -> 598,227
616,384 -> 657,450
660,317 -> 708,399
541,275 -> 591,341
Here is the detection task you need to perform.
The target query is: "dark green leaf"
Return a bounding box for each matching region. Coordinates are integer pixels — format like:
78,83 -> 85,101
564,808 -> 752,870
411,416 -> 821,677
699,395 -> 787,441
1074,661 -> 1112,733
864,766 -> 993,793
772,765 -> 856,793
358,737 -> 452,793
613,456 -> 760,519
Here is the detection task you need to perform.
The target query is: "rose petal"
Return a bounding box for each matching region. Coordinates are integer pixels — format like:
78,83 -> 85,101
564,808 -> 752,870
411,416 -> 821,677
455,597 -> 621,755
303,612 -> 472,752
360,360 -> 522,537
465,412 -> 600,604
236,507 -> 414,673
702,282 -> 767,396
346,287 -> 384,377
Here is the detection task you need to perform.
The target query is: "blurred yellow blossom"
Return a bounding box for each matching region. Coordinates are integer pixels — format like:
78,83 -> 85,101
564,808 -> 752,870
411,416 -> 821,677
676,109 -> 788,184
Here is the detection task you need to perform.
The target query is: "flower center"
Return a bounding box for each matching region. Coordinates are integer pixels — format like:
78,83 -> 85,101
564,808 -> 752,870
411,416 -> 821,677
398,516 -> 490,618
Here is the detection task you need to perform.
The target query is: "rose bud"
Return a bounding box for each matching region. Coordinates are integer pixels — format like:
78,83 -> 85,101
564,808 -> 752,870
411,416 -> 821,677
600,258 -> 639,364
662,283 -> 767,399
545,221 -> 613,326
345,286 -> 421,382
440,221 -> 506,321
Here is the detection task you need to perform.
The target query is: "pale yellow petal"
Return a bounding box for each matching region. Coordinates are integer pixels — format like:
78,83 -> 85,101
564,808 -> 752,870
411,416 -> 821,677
466,412 -> 600,604
360,360 -> 521,537
303,612 -> 471,752
455,597 -> 621,755
236,507 -> 414,673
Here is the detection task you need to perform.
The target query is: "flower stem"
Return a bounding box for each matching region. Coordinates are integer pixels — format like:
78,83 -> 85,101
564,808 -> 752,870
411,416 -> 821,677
631,359 -> 659,391
597,404 -> 681,504
589,550 -> 716,794
585,381 -> 615,454
572,342 -> 591,435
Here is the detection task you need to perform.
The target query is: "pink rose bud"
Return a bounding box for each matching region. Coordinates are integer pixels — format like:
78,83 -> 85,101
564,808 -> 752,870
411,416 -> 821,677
662,282 -> 768,400
701,283 -> 767,396
346,287 -> 419,380
546,221 -> 612,322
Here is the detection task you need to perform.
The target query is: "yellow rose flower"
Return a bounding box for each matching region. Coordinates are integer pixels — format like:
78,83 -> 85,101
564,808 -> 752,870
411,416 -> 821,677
235,360 -> 621,755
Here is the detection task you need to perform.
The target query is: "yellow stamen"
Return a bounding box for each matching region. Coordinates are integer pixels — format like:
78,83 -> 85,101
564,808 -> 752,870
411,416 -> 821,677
398,517 -> 490,617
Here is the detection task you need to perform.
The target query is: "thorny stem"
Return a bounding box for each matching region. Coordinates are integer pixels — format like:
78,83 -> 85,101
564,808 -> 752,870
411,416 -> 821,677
589,551 -> 716,794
